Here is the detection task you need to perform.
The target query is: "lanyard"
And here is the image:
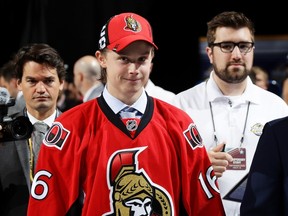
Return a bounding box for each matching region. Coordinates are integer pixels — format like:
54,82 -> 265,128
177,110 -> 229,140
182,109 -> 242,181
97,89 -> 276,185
28,138 -> 34,183
209,101 -> 250,148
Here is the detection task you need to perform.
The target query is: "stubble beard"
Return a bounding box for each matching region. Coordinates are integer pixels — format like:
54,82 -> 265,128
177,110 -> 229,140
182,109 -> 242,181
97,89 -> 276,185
214,65 -> 249,84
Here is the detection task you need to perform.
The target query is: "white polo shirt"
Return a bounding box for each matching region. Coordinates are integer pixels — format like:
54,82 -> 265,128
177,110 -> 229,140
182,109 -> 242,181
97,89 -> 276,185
172,71 -> 288,216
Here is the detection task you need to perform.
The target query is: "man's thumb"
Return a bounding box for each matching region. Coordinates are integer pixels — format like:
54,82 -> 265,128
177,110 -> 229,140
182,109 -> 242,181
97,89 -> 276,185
212,143 -> 225,152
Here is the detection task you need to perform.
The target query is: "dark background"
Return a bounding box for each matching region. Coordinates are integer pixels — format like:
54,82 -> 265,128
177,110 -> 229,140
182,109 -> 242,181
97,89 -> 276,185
1,0 -> 288,94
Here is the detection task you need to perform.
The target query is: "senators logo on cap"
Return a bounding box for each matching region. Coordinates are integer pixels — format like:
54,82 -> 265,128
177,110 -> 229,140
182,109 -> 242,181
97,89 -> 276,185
98,12 -> 158,52
124,15 -> 141,32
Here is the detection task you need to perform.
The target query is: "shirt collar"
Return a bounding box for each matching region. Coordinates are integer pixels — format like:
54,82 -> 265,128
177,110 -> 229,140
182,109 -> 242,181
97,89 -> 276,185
27,110 -> 57,127
207,70 -> 260,104
102,85 -> 147,114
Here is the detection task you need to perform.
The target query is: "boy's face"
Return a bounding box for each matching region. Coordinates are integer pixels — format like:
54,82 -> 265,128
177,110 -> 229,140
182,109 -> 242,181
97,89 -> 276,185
97,41 -> 154,105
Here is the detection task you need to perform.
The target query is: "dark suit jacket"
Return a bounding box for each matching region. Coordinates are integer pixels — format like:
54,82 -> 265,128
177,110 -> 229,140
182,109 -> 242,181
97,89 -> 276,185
240,115 -> 288,216
0,109 -> 61,216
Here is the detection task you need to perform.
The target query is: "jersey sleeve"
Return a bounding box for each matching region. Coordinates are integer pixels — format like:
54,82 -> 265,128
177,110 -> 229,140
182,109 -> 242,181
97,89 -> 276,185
174,108 -> 225,215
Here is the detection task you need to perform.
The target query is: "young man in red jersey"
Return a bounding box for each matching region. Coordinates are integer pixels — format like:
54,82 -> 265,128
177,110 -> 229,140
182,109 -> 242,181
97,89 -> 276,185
28,12 -> 225,216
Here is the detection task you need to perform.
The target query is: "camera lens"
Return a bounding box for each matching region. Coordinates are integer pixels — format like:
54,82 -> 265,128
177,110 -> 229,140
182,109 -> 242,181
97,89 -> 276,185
11,116 -> 33,140
0,116 -> 33,142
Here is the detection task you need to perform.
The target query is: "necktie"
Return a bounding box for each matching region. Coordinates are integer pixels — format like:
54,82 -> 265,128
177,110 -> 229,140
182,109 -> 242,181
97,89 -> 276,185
32,122 -> 48,168
119,106 -> 142,137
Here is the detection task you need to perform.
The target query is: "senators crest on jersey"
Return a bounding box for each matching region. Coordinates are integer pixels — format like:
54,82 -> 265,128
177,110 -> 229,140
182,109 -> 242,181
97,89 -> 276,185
43,122 -> 70,150
183,123 -> 203,150
104,147 -> 174,216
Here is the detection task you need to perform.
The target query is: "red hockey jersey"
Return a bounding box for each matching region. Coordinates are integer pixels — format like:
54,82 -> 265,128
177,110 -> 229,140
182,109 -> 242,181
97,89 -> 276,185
27,95 -> 225,215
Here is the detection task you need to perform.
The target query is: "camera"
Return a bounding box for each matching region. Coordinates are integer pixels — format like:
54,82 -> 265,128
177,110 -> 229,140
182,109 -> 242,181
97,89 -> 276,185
0,97 -> 33,142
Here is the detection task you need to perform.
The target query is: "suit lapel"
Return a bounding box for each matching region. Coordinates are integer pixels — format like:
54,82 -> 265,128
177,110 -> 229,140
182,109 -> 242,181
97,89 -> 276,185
15,140 -> 31,190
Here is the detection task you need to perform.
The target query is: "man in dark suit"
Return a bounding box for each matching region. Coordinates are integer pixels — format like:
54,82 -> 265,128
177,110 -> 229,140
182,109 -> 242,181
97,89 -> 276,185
241,115 -> 288,215
73,55 -> 104,102
0,43 -> 66,216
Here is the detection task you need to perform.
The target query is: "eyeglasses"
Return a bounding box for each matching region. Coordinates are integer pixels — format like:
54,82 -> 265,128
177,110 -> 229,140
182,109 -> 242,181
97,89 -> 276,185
209,42 -> 254,54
